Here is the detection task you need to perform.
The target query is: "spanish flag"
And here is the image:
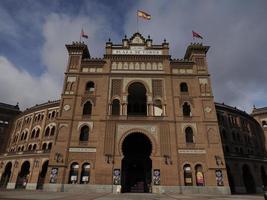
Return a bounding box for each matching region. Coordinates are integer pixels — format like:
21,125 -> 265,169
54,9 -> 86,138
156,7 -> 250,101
137,10 -> 151,20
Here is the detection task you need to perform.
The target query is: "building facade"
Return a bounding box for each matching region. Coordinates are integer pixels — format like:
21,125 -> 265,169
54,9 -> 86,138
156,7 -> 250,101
216,103 -> 267,193
0,33 -> 237,194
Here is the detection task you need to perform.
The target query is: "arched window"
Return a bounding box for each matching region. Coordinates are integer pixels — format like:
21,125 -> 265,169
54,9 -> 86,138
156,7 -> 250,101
153,99 -> 163,116
52,111 -> 55,118
180,82 -> 188,92
195,164 -> 205,186
111,99 -> 120,115
45,127 -> 50,137
33,144 -> 37,150
69,162 -> 79,184
80,126 -> 89,142
50,126 -> 55,136
184,164 -> 193,186
35,129 -> 40,138
182,102 -> 191,117
262,120 -> 267,127
23,132 -> 28,140
83,101 -> 92,115
42,143 -> 47,150
31,130 -> 35,139
21,146 -> 24,151
185,127 -> 194,143
85,81 -> 95,92
20,133 -> 24,141
48,143 -> 52,150
28,144 -> 32,151
80,163 -> 90,184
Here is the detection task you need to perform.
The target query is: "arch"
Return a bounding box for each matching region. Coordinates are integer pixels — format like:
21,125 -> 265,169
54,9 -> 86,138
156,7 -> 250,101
83,101 -> 92,115
50,126 -> 55,136
48,143 -> 52,150
31,130 -> 36,139
127,82 -> 147,116
185,127 -> 194,143
68,162 -> 79,184
118,129 -> 156,156
182,102 -> 191,117
262,120 -> 267,127
35,129 -> 40,138
21,146 -> 24,151
33,144 -> 37,150
79,125 -> 89,142
85,81 -> 95,92
37,160 -> 49,190
195,164 -> 205,186
121,132 -> 152,193
80,163 -> 90,184
183,164 -> 193,186
45,127 -> 50,137
0,162 -> 12,188
51,111 -> 55,118
111,99 -> 120,116
15,161 -> 30,189
28,144 -> 32,151
42,143 -> 47,150
242,164 -> 256,193
180,82 -> 188,92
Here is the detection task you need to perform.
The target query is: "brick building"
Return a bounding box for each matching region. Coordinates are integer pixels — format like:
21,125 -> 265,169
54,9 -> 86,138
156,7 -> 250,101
0,32 -> 240,194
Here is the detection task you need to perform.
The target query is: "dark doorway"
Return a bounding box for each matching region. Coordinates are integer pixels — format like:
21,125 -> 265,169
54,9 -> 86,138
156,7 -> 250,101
0,162 -> 12,188
226,165 -> 235,194
242,165 -> 256,193
121,133 -> 152,193
127,82 -> 147,116
261,166 -> 267,187
15,161 -> 30,189
37,160 -> 49,189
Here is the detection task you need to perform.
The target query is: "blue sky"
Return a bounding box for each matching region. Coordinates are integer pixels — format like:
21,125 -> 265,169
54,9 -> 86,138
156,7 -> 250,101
0,0 -> 267,112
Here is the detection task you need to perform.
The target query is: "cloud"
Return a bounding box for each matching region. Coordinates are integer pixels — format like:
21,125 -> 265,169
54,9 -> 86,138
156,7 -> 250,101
123,0 -> 267,112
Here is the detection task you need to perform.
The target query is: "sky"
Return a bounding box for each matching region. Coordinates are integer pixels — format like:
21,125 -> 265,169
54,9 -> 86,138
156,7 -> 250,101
0,0 -> 266,113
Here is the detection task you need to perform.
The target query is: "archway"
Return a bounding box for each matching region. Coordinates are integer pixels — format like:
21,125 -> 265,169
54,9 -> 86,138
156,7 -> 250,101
226,165 -> 235,194
0,162 -> 12,188
242,164 -> 256,193
37,160 -> 49,189
121,132 -> 152,193
127,82 -> 147,116
15,161 -> 30,189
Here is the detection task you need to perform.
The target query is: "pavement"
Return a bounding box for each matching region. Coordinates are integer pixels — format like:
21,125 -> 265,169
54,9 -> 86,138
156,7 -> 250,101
0,190 -> 265,200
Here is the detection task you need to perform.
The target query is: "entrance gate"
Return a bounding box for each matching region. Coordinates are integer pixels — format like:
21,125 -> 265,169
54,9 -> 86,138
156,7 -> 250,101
121,132 -> 152,193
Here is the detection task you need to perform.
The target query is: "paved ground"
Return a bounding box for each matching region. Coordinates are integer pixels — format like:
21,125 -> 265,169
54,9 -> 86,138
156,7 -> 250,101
0,190 -> 265,200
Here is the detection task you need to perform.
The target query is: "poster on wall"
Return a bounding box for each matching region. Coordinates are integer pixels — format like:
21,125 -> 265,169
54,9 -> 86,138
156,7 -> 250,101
49,168 -> 58,183
153,169 -> 160,185
215,169 -> 224,186
113,169 -> 121,185
196,171 -> 204,186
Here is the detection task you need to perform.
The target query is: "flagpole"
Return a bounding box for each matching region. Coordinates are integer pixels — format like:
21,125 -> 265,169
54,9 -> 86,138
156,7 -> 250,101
136,12 -> 139,32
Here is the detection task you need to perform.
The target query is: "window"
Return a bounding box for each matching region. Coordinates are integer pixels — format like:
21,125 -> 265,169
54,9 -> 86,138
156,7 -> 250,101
153,99 -> 163,116
69,163 -> 79,184
28,144 -> 32,151
111,99 -> 120,115
262,120 -> 267,128
42,143 -> 47,150
31,130 -> 35,139
83,101 -> 92,115
195,164 -> 204,186
50,126 -> 55,136
184,164 -> 193,186
45,127 -> 50,137
33,144 -> 37,150
85,81 -> 95,92
185,127 -> 194,143
180,82 -> 188,92
35,129 -> 40,138
80,126 -> 89,142
48,143 -> 52,150
80,163 -> 90,184
183,102 -> 191,117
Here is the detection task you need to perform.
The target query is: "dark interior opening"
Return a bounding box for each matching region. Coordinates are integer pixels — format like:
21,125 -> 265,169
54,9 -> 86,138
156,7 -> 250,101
37,160 -> 49,189
121,133 -> 152,193
242,165 -> 256,193
0,162 -> 12,188
127,83 -> 147,116
15,161 -> 30,189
